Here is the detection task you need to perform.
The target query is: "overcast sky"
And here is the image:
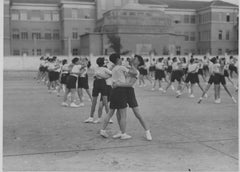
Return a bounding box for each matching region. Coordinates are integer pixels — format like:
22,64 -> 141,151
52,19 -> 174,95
186,0 -> 239,5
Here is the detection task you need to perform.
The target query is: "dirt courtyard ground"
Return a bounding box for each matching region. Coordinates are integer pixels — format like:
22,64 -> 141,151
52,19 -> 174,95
3,71 -> 238,171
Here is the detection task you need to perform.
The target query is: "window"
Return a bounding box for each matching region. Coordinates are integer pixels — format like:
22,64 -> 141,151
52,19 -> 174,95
32,32 -> 41,40
226,30 -> 230,40
44,13 -> 51,21
20,11 -> 28,20
190,15 -> 196,24
72,32 -> 78,39
21,32 -> 28,40
12,29 -> 20,40
13,49 -> 20,56
218,48 -> 222,55
218,30 -> 222,40
52,12 -> 59,21
72,48 -> 78,55
184,32 -> 189,41
11,12 -> 19,20
37,49 -> 42,55
190,32 -> 195,41
32,49 -> 35,55
184,15 -> 189,23
72,9 -> 78,18
53,30 -> 60,40
226,13 -> 230,22
176,46 -> 181,55
45,32 -> 51,40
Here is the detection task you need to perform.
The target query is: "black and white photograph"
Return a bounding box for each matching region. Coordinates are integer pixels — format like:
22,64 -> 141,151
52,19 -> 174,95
2,0 -> 239,171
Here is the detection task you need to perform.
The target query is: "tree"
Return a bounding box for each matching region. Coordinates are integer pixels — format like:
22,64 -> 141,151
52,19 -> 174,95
107,34 -> 122,54
107,34 -> 130,55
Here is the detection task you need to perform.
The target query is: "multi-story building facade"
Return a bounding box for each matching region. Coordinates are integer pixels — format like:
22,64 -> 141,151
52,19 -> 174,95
4,0 -> 239,56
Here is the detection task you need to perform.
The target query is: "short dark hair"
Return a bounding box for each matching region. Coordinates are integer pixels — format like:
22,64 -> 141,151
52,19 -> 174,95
96,57 -> 105,67
62,59 -> 67,65
134,54 -> 144,66
210,57 -> 217,64
109,53 -> 120,64
72,57 -> 79,64
190,59 -> 194,64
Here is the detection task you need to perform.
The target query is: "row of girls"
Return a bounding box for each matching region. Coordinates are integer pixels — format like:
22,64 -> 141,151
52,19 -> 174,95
136,55 -> 238,104
36,56 -> 93,107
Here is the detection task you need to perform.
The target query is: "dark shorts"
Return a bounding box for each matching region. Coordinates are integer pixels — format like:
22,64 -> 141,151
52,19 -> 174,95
220,75 -> 226,85
61,73 -> 69,84
139,68 -> 148,76
183,68 -> 188,75
185,73 -> 199,84
78,75 -> 89,89
66,75 -> 77,89
48,71 -> 55,82
224,70 -> 229,77
171,70 -> 182,82
54,72 -> 60,81
229,64 -> 237,72
149,66 -> 156,72
110,87 -> 127,109
100,85 -> 112,102
198,69 -> 203,76
92,79 -> 108,97
155,69 -> 165,80
208,75 -> 214,84
203,65 -> 209,72
126,87 -> 138,108
166,66 -> 172,73
213,74 -> 222,85
39,66 -> 45,72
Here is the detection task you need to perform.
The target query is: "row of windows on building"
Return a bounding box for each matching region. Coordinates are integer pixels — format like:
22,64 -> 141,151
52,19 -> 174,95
179,30 -> 231,41
11,10 -> 59,21
71,9 -> 95,19
12,48 -> 60,56
198,12 -> 232,24
12,29 -> 60,40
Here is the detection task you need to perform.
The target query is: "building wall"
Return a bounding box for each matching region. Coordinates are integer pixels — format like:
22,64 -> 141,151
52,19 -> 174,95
4,0 -> 239,56
61,2 -> 96,55
4,0 -> 11,56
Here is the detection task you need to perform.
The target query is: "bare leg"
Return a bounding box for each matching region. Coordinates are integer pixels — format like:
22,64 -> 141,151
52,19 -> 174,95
119,108 -> 127,134
63,88 -> 70,102
102,109 -> 115,130
198,84 -> 212,103
102,96 -> 109,114
85,89 -> 93,102
77,88 -> 84,103
97,101 -> 104,118
132,107 -> 148,131
90,96 -> 98,118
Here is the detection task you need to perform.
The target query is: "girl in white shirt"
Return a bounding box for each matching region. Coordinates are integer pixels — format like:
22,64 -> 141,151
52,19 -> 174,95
62,58 -> 83,108
152,58 -> 165,91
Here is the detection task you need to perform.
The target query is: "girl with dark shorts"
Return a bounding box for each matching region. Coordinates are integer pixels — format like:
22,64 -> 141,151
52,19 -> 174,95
61,57 -> 83,108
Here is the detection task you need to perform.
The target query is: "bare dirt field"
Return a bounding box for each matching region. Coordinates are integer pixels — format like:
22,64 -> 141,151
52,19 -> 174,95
3,71 -> 238,171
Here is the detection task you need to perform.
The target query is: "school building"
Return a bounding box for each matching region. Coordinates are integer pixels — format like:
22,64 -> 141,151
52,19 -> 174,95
4,0 -> 239,56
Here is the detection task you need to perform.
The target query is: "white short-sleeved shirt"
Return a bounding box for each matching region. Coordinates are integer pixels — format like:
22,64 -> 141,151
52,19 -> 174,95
112,65 -> 129,83
61,64 -> 69,74
48,63 -> 55,71
155,62 -> 164,70
80,67 -> 88,77
172,62 -> 179,70
125,68 -> 139,87
95,67 -> 112,79
213,63 -> 220,73
71,65 -> 82,77
188,63 -> 198,73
